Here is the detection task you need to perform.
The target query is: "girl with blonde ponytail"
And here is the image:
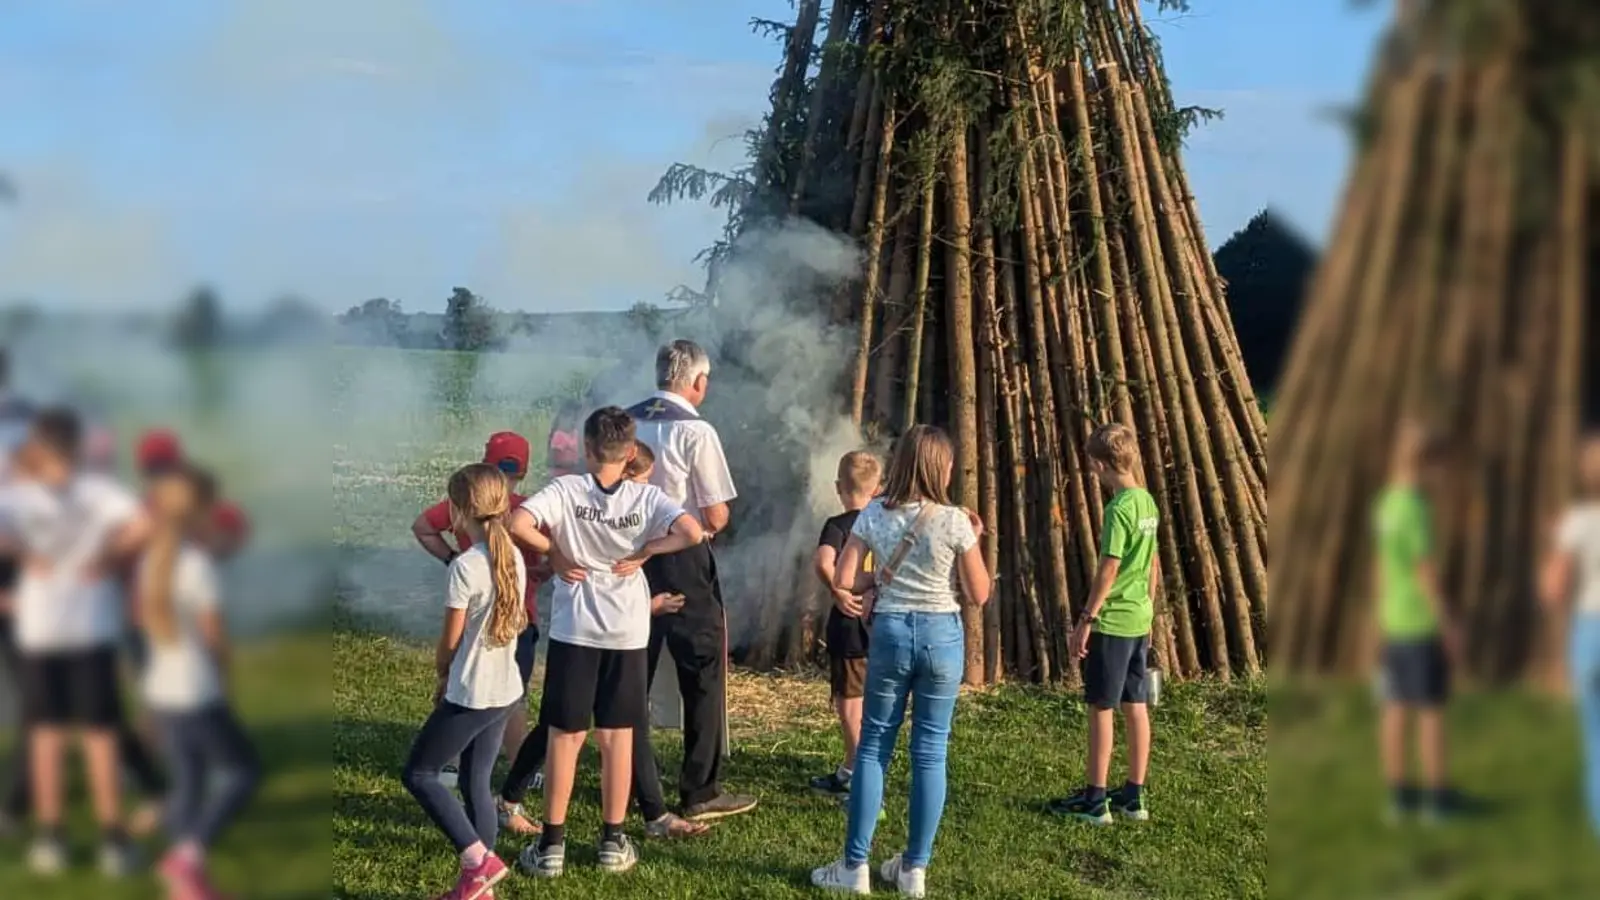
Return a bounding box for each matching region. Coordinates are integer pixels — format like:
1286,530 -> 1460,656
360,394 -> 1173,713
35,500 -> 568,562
138,465 -> 262,900
401,463 -> 528,900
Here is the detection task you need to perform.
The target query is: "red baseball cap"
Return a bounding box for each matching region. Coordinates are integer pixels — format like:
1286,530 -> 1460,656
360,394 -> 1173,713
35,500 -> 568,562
211,501 -> 249,539
483,431 -> 530,476
135,429 -> 183,472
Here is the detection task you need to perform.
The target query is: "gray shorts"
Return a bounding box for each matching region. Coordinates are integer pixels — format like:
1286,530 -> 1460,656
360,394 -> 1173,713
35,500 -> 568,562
1379,638 -> 1449,707
1082,632 -> 1150,709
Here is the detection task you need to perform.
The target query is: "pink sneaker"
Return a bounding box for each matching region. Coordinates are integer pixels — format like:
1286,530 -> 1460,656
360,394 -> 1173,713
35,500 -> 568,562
435,853 -> 508,900
158,852 -> 203,900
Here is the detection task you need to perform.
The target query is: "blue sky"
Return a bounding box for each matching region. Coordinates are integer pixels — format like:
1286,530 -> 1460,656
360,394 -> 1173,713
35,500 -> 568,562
0,0 -> 1387,312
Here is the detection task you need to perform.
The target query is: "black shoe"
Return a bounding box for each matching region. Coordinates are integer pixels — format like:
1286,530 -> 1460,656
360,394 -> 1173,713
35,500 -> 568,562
1045,789 -> 1112,825
809,771 -> 851,799
683,792 -> 759,822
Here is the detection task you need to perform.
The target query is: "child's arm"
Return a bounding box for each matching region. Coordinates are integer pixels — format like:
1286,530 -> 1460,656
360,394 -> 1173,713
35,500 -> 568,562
1072,556 -> 1121,659
412,501 -> 458,564
197,607 -> 231,684
832,535 -> 875,596
613,513 -> 705,576
956,544 -> 991,607
1414,558 -> 1463,659
1148,553 -> 1161,607
507,507 -> 553,555
815,544 -> 864,618
85,509 -> 153,580
1539,515 -> 1575,615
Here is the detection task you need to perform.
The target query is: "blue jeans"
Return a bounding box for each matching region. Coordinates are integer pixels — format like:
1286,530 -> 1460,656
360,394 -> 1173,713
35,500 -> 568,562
845,611 -> 964,869
1573,614 -> 1600,837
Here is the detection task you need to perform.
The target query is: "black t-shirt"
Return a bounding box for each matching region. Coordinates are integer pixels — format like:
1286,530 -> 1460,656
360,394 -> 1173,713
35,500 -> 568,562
820,510 -> 870,659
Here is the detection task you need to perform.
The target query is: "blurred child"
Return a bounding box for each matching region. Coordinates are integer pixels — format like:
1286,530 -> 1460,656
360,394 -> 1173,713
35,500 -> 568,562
140,464 -> 262,900
1048,422 -> 1160,826
507,407 -> 703,878
412,432 -> 547,797
810,426 -> 989,897
1371,422 -> 1458,823
1539,433 -> 1600,837
809,450 -> 881,800
2,408 -> 150,875
400,463 -> 529,900
624,439 -> 655,484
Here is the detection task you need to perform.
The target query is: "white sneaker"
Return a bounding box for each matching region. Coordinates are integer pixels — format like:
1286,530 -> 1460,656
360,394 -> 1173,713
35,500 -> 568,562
518,842 -> 564,878
439,764 -> 460,790
28,838 -> 66,875
810,858 -> 870,894
99,841 -> 137,877
880,854 -> 926,897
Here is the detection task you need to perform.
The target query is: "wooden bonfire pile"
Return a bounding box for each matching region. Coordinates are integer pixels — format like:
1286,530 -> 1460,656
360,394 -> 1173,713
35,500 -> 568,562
1272,0 -> 1600,682
656,0 -> 1266,684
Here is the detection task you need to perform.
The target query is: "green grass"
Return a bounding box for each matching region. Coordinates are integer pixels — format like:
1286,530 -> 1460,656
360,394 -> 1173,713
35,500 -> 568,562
1270,682 -> 1600,898
335,629 -> 1266,899
0,634 -> 330,899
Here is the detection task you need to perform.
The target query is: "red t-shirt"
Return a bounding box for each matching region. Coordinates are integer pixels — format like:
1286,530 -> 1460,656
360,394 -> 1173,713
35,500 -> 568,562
421,495 -> 544,624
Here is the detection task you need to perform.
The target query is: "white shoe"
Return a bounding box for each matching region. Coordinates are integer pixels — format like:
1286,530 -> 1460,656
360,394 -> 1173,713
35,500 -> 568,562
810,858 -> 870,894
880,854 -> 926,897
439,764 -> 460,790
99,841 -> 137,877
28,838 -> 66,875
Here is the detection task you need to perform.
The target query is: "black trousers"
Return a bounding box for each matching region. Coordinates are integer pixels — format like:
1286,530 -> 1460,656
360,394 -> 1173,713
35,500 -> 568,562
0,616 -> 166,818
631,542 -> 726,817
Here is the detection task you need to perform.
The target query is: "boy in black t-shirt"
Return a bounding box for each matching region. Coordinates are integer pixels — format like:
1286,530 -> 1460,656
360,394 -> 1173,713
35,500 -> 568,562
809,451 -> 882,799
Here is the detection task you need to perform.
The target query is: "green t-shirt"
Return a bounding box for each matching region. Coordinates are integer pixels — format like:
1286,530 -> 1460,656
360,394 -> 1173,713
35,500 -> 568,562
1373,485 -> 1438,638
1096,487 -> 1160,637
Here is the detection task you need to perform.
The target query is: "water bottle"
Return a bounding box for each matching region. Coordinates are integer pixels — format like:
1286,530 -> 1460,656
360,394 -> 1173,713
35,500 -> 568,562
1147,649 -> 1163,708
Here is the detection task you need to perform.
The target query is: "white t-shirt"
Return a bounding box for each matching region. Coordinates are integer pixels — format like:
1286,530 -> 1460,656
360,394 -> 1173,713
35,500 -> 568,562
444,544 -> 528,710
0,472 -> 141,651
1556,503 -> 1600,616
852,499 -> 977,616
631,391 -> 738,527
519,474 -> 686,650
141,544 -> 225,712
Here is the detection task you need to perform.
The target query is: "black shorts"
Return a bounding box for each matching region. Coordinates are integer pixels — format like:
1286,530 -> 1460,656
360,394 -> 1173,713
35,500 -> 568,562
1082,632 -> 1150,709
21,646 -> 124,727
1380,637 -> 1449,707
539,639 -> 648,732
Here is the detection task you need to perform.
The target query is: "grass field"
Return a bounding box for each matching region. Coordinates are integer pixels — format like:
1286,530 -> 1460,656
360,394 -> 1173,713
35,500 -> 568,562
334,627 -> 1266,900
0,634 -> 330,899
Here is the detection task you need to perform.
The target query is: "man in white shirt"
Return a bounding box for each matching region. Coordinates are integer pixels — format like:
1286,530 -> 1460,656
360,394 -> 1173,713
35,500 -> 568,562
625,339 -> 757,827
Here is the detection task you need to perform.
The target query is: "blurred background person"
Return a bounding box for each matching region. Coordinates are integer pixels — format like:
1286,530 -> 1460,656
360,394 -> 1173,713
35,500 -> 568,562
140,463 -> 261,900
1,408 -> 150,875
1539,434 -> 1600,839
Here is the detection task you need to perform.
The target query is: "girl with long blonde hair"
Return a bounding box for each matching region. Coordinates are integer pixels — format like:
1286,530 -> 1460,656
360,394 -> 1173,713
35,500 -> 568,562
1539,433 -> 1600,838
401,462 -> 528,900
812,425 -> 991,897
138,463 -> 261,900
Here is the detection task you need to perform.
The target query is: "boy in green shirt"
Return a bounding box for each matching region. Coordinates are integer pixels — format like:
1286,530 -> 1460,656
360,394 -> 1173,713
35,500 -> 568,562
1048,423 -> 1161,825
1373,422 -> 1458,822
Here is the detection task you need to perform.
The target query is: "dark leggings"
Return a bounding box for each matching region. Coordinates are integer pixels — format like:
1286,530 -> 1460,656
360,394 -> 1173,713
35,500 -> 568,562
402,701 -> 514,852
154,704 -> 262,848
500,719 -> 550,805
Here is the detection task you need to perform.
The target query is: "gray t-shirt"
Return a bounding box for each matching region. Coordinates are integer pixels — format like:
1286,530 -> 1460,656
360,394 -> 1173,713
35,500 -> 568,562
1556,503 -> 1600,616
851,499 -> 977,616
443,544 -> 527,710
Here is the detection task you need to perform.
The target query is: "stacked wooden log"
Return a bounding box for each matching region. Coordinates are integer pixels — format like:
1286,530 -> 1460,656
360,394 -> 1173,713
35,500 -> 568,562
657,0 -> 1266,684
1271,0 -> 1600,682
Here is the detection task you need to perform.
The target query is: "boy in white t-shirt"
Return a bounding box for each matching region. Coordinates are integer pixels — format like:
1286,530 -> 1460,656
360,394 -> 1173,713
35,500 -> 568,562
507,406 -> 703,878
0,408 -> 151,876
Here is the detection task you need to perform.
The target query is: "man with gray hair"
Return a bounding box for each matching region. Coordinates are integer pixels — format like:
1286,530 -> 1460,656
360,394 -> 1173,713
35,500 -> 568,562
626,339 -> 757,830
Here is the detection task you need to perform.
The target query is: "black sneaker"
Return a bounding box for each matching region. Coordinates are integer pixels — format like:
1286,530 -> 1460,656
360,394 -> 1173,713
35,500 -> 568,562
1108,786 -> 1149,821
683,792 -> 759,822
1045,789 -> 1113,825
809,771 -> 851,799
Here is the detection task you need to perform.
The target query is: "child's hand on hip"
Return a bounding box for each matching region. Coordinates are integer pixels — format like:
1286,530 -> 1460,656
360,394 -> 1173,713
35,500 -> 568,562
832,588 -> 864,619
651,592 -> 685,616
